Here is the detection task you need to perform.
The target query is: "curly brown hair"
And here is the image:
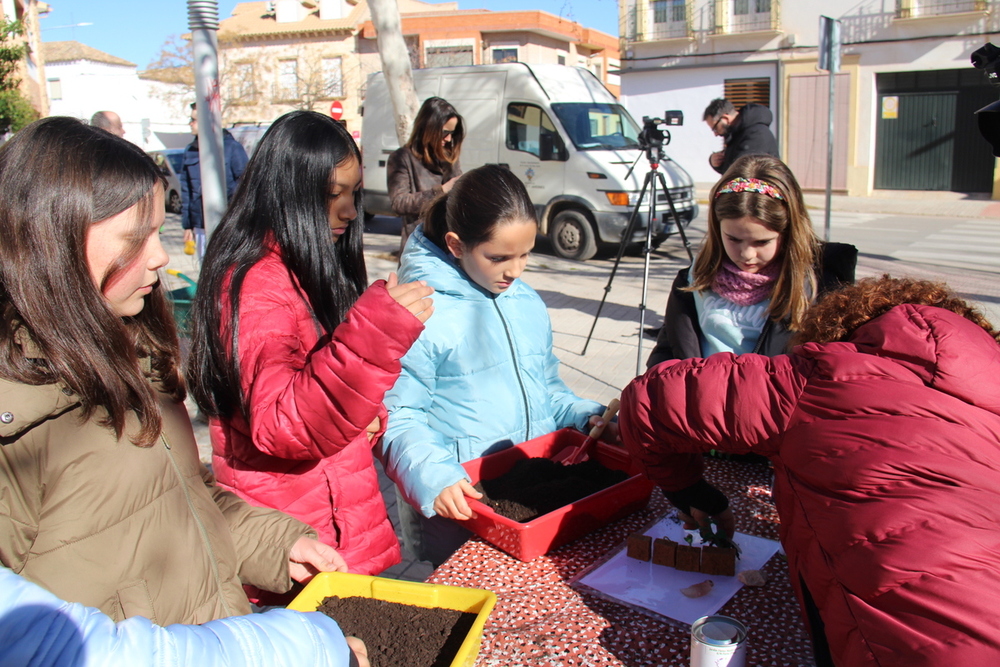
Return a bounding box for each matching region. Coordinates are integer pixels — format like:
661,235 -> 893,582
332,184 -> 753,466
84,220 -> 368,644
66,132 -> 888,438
792,274 -> 1000,346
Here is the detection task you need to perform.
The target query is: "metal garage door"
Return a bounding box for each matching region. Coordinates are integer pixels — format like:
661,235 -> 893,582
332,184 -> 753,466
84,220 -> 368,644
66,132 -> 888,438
875,92 -> 955,191
874,69 -> 996,192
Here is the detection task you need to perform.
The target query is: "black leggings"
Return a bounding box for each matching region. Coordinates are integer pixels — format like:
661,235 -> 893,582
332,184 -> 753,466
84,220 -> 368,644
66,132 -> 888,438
801,577 -> 835,667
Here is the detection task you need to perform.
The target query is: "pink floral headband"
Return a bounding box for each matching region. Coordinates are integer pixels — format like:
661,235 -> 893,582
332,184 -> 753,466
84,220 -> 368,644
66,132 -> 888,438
715,177 -> 784,200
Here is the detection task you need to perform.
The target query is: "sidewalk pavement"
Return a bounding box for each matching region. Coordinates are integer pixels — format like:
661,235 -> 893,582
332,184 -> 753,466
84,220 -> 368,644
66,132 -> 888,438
697,182 -> 1000,219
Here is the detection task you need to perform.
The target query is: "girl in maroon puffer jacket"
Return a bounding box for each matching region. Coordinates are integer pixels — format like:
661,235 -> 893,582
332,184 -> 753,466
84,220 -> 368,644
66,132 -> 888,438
620,276 -> 1000,667
187,112 -> 435,595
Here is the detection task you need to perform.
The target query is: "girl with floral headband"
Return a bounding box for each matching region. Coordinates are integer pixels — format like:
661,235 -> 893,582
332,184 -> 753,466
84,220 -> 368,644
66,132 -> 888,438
649,154 -> 857,366
643,154 -> 857,532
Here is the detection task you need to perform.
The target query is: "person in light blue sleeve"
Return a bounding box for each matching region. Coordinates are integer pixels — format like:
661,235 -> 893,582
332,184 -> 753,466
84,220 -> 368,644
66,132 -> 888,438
380,165 -> 611,566
0,565 -> 368,667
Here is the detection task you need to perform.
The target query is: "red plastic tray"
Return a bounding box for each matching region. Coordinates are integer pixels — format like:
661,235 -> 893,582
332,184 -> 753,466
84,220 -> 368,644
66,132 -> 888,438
460,428 -> 655,561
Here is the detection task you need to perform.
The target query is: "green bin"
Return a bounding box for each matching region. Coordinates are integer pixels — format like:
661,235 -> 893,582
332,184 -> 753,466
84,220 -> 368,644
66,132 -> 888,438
166,269 -> 197,334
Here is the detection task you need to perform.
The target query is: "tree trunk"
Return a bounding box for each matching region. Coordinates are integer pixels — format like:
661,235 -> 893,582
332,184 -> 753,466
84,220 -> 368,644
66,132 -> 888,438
367,0 -> 419,145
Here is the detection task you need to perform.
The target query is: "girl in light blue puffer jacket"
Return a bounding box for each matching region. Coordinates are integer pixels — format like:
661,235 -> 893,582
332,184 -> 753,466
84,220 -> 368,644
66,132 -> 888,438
0,565 -> 366,667
381,165 -> 608,566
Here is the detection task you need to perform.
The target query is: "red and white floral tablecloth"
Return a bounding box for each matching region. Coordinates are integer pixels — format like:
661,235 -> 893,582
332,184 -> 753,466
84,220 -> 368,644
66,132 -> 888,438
428,458 -> 816,667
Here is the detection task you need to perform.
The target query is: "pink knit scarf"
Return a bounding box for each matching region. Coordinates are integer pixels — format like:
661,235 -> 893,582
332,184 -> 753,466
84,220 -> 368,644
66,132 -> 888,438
711,259 -> 780,306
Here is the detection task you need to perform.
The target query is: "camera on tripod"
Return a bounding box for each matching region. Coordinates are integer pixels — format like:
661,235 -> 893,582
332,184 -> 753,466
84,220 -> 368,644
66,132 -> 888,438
582,108 -> 694,365
638,111 -> 684,161
971,43 -> 1000,156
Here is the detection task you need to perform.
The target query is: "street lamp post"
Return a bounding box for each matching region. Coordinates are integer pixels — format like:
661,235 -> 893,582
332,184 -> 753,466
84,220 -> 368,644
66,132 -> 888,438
187,0 -> 226,240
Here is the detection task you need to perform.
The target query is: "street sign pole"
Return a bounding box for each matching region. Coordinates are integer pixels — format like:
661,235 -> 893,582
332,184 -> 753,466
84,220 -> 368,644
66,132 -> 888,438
819,16 -> 841,243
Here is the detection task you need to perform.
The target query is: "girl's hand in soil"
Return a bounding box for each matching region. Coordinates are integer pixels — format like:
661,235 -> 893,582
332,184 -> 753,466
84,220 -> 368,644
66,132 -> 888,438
678,507 -> 737,541
386,272 -> 435,323
346,636 -> 370,667
433,480 -> 483,521
288,536 -> 349,583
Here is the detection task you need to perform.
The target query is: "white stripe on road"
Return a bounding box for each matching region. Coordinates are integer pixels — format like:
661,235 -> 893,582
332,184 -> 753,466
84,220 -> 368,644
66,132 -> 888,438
892,249 -> 999,268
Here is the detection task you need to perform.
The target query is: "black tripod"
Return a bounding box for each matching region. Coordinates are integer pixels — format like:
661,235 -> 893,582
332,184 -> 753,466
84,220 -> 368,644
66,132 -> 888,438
580,137 -> 694,376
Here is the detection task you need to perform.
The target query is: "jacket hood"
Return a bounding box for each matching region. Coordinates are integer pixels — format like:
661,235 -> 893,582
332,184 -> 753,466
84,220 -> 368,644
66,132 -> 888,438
737,103 -> 773,128
799,304 -> 1000,416
0,330 -> 79,441
399,225 -> 523,301
0,380 -> 78,442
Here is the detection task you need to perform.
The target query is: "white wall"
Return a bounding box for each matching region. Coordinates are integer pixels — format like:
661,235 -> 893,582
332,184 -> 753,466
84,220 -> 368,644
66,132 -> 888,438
45,59 -> 190,151
620,62 -> 779,185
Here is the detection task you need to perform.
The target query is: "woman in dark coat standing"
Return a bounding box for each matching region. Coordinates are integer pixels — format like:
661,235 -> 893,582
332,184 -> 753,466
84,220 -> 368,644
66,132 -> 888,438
387,97 -> 464,254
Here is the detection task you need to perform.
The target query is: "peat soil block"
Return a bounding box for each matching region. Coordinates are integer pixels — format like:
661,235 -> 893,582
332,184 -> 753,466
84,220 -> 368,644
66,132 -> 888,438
475,457 -> 629,522
318,596 -> 477,667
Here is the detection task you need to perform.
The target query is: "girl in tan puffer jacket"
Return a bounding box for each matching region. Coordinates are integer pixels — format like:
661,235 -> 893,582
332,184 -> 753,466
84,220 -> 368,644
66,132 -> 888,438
0,117 -> 353,632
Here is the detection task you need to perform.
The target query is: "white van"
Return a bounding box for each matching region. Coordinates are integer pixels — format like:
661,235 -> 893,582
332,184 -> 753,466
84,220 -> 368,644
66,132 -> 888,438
361,63 -> 698,260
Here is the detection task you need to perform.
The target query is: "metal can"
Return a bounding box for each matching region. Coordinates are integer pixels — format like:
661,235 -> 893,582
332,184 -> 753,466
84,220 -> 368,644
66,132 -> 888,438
690,615 -> 747,667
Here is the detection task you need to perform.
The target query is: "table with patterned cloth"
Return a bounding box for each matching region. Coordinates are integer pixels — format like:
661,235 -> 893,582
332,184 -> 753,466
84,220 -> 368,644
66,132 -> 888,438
427,458 -> 816,667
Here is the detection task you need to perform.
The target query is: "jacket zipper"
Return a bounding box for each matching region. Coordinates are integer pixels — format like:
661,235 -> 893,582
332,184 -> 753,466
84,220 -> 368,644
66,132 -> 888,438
492,298 -> 531,441
162,435 -> 233,617
752,319 -> 774,354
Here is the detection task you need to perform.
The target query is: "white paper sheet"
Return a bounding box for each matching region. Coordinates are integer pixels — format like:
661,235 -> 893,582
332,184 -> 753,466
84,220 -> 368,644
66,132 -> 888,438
572,513 -> 781,626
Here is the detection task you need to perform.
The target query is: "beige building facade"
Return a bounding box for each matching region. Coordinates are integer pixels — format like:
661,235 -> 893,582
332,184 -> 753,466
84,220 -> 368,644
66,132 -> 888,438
218,0 -> 619,139
618,0 -> 1000,198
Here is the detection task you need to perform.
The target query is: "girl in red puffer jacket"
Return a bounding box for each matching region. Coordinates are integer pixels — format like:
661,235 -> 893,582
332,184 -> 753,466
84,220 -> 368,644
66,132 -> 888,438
186,112 -> 435,594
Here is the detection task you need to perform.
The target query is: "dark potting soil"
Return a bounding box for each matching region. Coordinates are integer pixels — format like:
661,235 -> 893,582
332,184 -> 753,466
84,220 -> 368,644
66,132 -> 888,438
318,596 -> 478,667
474,457 -> 629,522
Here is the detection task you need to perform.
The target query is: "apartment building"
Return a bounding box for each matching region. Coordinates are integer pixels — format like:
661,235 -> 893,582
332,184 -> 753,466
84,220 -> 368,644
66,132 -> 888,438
217,0 -> 619,139
618,0 -> 1000,197
43,41 -> 192,149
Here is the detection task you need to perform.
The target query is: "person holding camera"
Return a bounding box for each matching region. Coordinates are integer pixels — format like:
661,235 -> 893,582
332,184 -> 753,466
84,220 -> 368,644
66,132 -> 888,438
703,98 -> 779,174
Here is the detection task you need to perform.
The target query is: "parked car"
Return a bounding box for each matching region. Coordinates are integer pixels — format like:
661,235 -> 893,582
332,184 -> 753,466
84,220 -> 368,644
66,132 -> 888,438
361,63 -> 698,260
147,148 -> 185,214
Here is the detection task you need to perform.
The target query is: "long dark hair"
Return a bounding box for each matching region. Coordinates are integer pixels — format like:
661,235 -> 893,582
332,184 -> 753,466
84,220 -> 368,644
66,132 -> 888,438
690,154 -> 819,330
186,110 -> 366,419
422,164 -> 536,251
407,97 -> 464,170
0,116 -> 182,447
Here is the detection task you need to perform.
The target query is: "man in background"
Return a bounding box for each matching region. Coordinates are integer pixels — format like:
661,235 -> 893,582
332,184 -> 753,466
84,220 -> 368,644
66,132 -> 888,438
90,110 -> 125,138
703,98 -> 778,174
180,102 -> 249,261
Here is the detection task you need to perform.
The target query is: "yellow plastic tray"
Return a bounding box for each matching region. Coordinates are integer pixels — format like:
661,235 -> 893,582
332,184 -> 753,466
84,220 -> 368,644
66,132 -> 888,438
288,571 -> 496,667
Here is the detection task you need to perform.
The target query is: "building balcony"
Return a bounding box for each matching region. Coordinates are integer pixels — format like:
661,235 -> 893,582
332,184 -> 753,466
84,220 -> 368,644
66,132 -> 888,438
895,0 -> 988,18
709,0 -> 780,35
621,0 -> 693,45
621,0 -> 781,46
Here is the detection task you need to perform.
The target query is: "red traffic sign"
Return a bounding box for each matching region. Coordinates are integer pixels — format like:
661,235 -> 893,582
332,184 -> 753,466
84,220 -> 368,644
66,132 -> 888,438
330,101 -> 344,120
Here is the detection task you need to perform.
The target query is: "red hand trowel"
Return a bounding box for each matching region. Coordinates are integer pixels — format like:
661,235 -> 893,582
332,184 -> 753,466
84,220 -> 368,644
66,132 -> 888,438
554,398 -> 620,465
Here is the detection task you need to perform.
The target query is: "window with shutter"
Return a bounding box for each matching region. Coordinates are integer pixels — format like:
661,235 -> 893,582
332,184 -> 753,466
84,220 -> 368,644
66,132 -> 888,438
724,77 -> 770,108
